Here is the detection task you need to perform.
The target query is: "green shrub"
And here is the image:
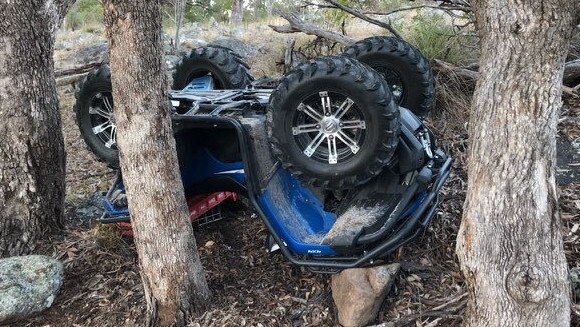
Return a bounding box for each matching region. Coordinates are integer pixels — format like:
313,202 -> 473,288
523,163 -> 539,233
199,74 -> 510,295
65,0 -> 103,31
398,11 -> 478,65
321,0 -> 353,29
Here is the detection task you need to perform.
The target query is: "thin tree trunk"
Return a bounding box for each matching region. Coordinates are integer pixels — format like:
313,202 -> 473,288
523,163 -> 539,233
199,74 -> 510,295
173,0 -> 185,53
102,1 -> 210,326
0,0 -> 72,257
456,1 -> 579,326
230,0 -> 243,25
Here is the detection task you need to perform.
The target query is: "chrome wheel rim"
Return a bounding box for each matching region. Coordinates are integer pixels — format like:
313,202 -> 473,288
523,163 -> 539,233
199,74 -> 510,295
89,92 -> 117,149
292,91 -> 366,164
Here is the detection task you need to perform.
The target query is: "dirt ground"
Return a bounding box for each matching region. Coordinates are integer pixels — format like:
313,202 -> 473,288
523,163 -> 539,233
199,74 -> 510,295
6,86 -> 580,327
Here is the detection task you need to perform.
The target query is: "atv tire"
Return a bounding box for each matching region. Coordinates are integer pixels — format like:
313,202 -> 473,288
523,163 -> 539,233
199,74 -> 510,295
74,65 -> 118,167
75,47 -> 253,167
173,46 -> 254,90
343,36 -> 435,118
267,56 -> 400,189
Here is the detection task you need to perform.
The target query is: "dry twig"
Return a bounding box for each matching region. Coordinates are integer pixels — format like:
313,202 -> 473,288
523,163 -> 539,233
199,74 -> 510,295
363,4 -> 471,16
324,0 -> 402,38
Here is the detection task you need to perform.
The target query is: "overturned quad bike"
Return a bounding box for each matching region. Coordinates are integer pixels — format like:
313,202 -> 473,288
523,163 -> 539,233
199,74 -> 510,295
75,37 -> 451,272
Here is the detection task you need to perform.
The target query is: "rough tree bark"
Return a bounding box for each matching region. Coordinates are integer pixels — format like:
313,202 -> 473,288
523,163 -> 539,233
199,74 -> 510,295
456,1 -> 579,326
0,0 -> 74,257
102,1 -> 210,326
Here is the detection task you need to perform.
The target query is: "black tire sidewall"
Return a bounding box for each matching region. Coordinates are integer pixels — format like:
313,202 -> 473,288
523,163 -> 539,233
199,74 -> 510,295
273,78 -> 388,181
172,47 -> 253,90
357,52 -> 425,111
344,37 -> 435,118
75,75 -> 119,167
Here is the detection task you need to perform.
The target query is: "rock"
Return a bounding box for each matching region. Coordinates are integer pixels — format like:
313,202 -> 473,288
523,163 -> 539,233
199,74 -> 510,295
331,263 -> 400,327
232,27 -> 245,38
165,55 -> 181,70
367,323 -> 395,327
77,43 -> 109,64
180,23 -> 203,40
54,40 -> 73,51
179,39 -> 208,52
0,255 -> 64,324
56,43 -> 108,70
211,38 -> 259,58
209,16 -> 219,29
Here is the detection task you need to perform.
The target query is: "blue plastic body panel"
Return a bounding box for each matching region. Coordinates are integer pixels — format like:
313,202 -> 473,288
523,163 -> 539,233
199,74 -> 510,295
182,75 -> 214,91
102,177 -> 129,218
257,168 -> 337,256
401,192 -> 426,218
179,148 -> 245,189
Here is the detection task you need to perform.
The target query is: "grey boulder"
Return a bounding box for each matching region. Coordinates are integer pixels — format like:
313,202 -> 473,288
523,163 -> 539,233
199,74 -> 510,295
0,255 -> 64,324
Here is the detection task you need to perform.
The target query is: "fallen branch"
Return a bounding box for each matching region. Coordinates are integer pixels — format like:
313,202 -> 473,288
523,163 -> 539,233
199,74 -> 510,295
392,291 -> 466,326
431,292 -> 468,311
54,62 -> 103,87
284,37 -> 296,72
432,59 -> 478,81
269,9 -> 356,46
433,59 -> 580,97
301,1 -> 334,9
56,72 -> 88,87
362,4 -> 472,16
324,0 -> 402,39
54,62 -> 101,78
393,311 -> 463,326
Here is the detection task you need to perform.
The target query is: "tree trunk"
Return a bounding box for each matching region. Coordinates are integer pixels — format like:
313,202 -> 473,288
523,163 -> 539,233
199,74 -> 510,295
230,0 -> 243,25
173,0 -> 185,53
0,0 -> 72,257
102,1 -> 210,326
456,1 -> 578,326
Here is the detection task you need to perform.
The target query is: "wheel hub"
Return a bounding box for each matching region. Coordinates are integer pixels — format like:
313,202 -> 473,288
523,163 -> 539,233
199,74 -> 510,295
321,117 -> 340,134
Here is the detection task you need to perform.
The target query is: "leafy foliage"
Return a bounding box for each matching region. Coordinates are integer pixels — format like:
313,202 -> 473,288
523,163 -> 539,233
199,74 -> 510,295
65,0 -> 103,31
397,12 -> 477,65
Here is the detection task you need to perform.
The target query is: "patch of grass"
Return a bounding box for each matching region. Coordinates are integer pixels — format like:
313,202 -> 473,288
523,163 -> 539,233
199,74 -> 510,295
431,72 -> 473,138
92,223 -> 131,252
65,0 -> 103,32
